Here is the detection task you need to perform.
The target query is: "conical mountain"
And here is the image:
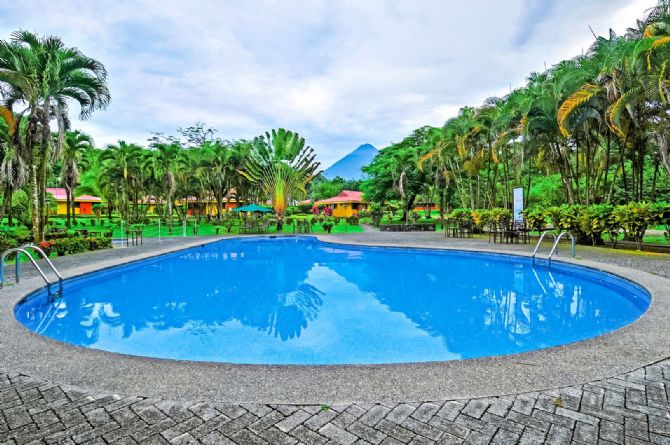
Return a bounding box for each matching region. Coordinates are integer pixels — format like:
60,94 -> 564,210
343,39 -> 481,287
323,144 -> 377,180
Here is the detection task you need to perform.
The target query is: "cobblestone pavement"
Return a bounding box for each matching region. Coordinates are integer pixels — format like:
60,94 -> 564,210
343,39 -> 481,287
2,233 -> 670,444
2,360 -> 670,445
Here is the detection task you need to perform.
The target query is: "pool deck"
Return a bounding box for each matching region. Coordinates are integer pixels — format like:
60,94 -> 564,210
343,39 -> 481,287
1,232 -> 669,444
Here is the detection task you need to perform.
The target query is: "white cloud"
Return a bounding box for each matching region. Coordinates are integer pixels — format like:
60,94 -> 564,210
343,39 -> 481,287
0,0 -> 658,166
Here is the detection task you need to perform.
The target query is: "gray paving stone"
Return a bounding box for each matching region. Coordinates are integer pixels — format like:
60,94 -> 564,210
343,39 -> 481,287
385,405 -> 415,425
319,423 -> 358,445
275,410 -> 312,433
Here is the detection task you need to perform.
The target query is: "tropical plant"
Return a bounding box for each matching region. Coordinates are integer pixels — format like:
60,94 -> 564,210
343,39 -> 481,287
240,129 -> 320,226
0,31 -> 110,241
612,202 -> 658,249
61,130 -> 93,227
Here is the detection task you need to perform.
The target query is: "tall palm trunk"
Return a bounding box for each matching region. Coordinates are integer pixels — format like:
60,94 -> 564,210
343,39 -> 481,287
0,182 -> 10,222
167,193 -> 173,234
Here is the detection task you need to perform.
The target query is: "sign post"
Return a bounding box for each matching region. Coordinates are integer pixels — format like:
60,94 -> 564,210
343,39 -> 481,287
513,187 -> 524,222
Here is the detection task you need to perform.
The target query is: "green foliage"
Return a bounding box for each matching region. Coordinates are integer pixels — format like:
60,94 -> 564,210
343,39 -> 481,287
652,202 -> 670,242
361,127 -> 440,216
472,209 -> 491,230
488,208 -> 513,227
346,215 -> 360,226
545,205 -> 580,233
449,208 -> 474,224
578,204 -> 611,246
522,208 -> 547,232
528,175 -> 565,208
322,221 -> 334,233
368,203 -> 384,227
290,204 -> 313,214
612,203 -> 659,250
221,212 -> 236,233
240,129 -> 321,216
50,237 -> 112,256
309,176 -> 361,201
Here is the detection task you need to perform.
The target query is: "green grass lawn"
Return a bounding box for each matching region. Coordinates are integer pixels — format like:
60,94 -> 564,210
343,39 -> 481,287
5,216 -> 364,239
133,219 -> 365,238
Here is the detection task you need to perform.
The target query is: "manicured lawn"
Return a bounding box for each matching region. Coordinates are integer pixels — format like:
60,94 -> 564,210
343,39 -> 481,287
42,216 -> 364,239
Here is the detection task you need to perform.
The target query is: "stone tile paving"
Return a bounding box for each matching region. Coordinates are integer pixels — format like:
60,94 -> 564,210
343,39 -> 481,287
2,360 -> 670,444
2,232 -> 669,444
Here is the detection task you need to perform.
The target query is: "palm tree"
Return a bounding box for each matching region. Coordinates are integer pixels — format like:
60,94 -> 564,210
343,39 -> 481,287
0,105 -> 27,225
61,130 -> 93,227
241,129 -> 320,225
0,31 -> 110,240
143,142 -> 183,233
100,141 -> 142,223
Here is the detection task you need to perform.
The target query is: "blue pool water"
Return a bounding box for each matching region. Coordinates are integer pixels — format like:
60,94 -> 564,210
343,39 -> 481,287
15,237 -> 650,365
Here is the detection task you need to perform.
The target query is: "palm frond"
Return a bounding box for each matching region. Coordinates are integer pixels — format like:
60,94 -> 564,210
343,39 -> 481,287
557,84 -> 600,137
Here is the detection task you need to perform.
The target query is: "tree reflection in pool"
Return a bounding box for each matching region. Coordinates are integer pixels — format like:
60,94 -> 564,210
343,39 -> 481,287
15,237 -> 650,365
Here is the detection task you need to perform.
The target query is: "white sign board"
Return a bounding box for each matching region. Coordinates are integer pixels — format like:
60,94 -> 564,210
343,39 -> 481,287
513,187 -> 524,222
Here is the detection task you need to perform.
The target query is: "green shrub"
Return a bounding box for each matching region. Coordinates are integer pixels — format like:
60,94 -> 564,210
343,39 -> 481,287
489,208 -> 512,228
612,202 -> 658,250
522,207 -> 547,233
578,205 -> 612,246
652,202 -> 670,243
346,215 -> 360,226
322,222 -> 334,233
368,203 -> 384,227
0,233 -> 18,253
449,208 -> 473,224
87,237 -> 112,251
51,238 -> 87,256
472,209 -> 492,231
50,236 -> 112,256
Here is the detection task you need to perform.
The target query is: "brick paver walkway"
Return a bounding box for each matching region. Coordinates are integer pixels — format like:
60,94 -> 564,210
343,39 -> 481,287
2,233 -> 669,444
2,360 -> 670,445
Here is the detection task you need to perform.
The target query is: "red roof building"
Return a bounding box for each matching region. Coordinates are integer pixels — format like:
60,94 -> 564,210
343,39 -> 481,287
46,188 -> 102,216
315,190 -> 367,217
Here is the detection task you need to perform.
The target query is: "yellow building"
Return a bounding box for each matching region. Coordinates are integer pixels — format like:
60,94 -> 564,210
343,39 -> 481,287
47,188 -> 102,216
315,190 -> 367,218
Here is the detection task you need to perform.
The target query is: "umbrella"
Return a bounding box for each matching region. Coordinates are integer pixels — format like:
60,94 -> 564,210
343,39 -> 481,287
233,204 -> 273,213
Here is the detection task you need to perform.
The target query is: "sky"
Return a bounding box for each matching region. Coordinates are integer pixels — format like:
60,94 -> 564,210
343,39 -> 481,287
0,0 -> 659,167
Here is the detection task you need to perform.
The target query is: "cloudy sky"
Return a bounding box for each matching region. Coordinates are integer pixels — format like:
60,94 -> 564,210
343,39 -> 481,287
0,0 -> 658,167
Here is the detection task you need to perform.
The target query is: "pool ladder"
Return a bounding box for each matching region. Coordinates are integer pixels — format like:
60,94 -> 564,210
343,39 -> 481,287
0,244 -> 63,298
532,231 -> 575,262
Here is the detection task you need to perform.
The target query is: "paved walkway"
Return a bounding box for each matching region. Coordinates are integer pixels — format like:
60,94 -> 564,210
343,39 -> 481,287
1,233 -> 670,445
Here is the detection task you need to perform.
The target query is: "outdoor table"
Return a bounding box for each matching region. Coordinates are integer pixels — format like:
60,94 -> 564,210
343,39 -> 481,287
127,229 -> 143,246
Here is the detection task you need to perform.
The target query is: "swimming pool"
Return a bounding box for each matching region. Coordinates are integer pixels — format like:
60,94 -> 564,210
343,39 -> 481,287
14,237 -> 650,365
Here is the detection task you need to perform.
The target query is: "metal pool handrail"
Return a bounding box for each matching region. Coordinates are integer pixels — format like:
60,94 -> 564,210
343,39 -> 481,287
548,232 -> 576,261
531,231 -> 557,259
0,245 -> 63,295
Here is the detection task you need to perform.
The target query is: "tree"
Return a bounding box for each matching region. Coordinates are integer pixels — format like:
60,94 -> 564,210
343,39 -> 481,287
362,127 -> 438,221
241,129 -> 321,226
0,31 -> 110,240
0,105 -> 27,226
308,176 -> 362,201
144,142 -> 184,233
100,141 -> 143,222
61,130 -> 92,227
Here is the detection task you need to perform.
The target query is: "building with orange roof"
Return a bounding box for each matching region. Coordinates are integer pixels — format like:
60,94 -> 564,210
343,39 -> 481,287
315,190 -> 367,218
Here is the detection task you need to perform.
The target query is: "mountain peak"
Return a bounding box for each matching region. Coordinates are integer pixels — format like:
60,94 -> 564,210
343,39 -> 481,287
324,144 -> 378,180
354,143 -> 376,152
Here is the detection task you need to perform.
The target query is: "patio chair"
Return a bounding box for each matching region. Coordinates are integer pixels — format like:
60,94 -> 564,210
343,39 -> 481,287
241,220 -> 254,234
459,221 -> 474,238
